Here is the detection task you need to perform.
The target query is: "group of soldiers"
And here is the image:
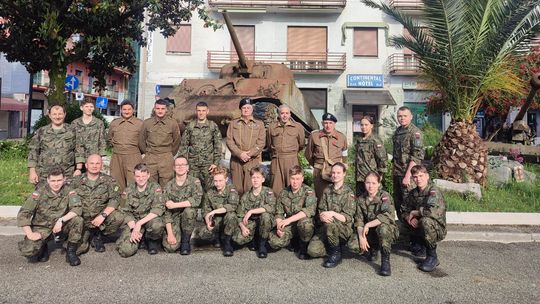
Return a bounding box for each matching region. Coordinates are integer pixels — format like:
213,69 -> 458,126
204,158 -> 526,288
18,97 -> 446,276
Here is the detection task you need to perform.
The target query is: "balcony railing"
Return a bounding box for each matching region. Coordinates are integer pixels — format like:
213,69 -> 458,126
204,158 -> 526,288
32,72 -> 50,87
388,53 -> 422,75
387,0 -> 423,12
207,51 -> 346,73
208,0 -> 346,10
76,84 -> 121,99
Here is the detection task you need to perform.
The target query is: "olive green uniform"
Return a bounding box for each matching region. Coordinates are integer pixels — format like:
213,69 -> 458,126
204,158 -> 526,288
233,186 -> 276,245
72,116 -> 107,163
199,184 -> 240,240
108,116 -> 143,191
355,133 -> 387,195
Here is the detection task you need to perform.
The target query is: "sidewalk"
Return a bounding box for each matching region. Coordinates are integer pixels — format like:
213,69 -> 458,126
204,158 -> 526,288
1,206 -> 539,243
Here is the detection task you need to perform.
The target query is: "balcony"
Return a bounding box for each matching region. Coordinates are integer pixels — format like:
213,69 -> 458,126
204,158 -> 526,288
387,0 -> 423,14
32,72 -> 50,87
208,0 -> 346,13
76,84 -> 121,100
207,51 -> 346,74
387,53 -> 422,75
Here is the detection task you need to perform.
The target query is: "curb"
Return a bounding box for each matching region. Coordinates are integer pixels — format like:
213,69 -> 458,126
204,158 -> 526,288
445,231 -> 540,243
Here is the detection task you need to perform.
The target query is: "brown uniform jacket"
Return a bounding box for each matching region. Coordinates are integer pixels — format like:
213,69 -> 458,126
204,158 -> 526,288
267,119 -> 304,158
139,116 -> 180,155
108,116 -> 143,155
305,129 -> 348,167
226,116 -> 266,160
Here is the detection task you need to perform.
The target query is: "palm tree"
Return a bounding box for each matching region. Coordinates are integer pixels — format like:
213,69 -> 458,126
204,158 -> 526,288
363,0 -> 540,185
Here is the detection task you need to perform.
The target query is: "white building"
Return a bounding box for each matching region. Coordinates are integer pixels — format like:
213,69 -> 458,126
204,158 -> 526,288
138,0 -> 433,142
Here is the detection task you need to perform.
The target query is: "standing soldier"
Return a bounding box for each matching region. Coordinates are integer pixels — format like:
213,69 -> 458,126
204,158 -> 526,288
108,100 -> 143,191
28,105 -> 83,185
139,99 -> 181,187
177,101 -> 222,191
162,157 -> 203,256
17,167 -> 84,266
200,166 -> 240,257
305,113 -> 348,200
72,99 -> 107,165
267,104 -> 305,194
392,106 -> 424,219
71,154 -> 124,255
307,163 -> 355,268
268,166 -> 317,260
355,116 -> 387,196
116,163 -> 165,258
226,98 -> 266,195
401,165 -> 446,272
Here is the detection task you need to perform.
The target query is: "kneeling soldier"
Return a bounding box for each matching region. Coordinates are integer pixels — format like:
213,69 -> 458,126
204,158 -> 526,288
162,156 -> 203,255
401,165 -> 447,272
116,163 -> 165,257
17,167 -> 84,266
233,167 -> 276,258
71,154 -> 124,254
307,162 -> 356,268
201,166 -> 240,257
348,172 -> 399,276
268,165 -> 317,260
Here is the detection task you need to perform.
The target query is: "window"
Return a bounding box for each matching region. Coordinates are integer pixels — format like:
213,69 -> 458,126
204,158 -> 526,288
75,69 -> 83,76
300,88 -> 327,119
353,28 -> 378,57
287,26 -> 327,64
230,25 -> 255,62
166,25 -> 192,54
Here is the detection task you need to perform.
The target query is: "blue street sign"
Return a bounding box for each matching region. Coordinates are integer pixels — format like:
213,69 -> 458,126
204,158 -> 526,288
155,84 -> 161,95
65,75 -> 79,91
347,74 -> 384,88
96,96 -> 108,109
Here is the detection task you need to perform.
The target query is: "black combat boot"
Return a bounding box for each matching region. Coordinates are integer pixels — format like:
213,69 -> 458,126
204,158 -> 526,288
66,242 -> 81,266
297,241 -> 309,260
365,247 -> 379,262
247,239 -> 257,251
37,243 -> 50,262
180,232 -> 192,255
418,245 -> 440,272
222,234 -> 234,257
257,238 -> 268,259
213,232 -> 222,248
410,236 -> 426,257
323,243 -> 342,268
147,239 -> 159,255
92,230 -> 106,252
379,251 -> 391,276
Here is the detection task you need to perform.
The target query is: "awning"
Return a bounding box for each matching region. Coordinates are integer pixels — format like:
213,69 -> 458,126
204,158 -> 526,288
0,98 -> 27,112
343,89 -> 397,106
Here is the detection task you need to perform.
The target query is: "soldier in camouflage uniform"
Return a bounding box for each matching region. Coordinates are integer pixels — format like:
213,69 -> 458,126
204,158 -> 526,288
268,165 -> 317,260
162,157 -> 203,255
28,105 -> 83,185
177,102 -> 222,191
72,99 -> 107,165
116,163 -> 165,257
200,166 -> 240,257
17,167 -> 84,266
392,106 -> 424,219
348,172 -> 398,276
401,165 -> 447,272
233,167 -> 276,258
307,163 -> 356,268
355,116 -> 387,196
71,154 -> 124,255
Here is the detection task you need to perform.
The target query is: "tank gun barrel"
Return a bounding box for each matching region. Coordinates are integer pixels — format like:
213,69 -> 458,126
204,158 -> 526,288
222,11 -> 248,71
514,72 -> 540,122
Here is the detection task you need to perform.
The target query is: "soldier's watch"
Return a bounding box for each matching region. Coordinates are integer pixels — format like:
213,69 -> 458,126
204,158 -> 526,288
100,212 -> 108,219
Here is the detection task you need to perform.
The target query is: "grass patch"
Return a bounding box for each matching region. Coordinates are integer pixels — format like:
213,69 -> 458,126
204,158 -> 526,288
0,157 -> 34,206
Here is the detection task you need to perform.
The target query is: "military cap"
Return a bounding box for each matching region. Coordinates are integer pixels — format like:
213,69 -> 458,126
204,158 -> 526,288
322,113 -> 337,123
239,97 -> 253,109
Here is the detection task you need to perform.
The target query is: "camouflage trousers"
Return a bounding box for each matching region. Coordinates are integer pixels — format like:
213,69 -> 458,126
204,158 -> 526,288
348,223 -> 399,255
405,217 -> 447,248
162,208 -> 196,253
198,212 -> 239,240
77,210 -> 124,255
233,213 -> 275,245
18,216 -> 83,258
144,152 -> 174,188
392,175 -> 416,219
116,217 -> 164,258
268,217 -> 314,250
189,163 -> 213,192
307,222 -> 353,258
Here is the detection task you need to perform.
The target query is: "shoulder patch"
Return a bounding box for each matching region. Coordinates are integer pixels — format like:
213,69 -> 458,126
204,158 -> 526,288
230,188 -> 237,193
429,190 -> 437,196
415,132 -> 421,139
69,191 -> 77,196
113,185 -> 119,192
382,196 -> 388,202
376,144 -> 382,149
350,193 -> 355,198
194,179 -> 201,184
306,190 -> 314,195
155,188 -> 162,193
268,191 -> 274,196
32,192 -> 39,199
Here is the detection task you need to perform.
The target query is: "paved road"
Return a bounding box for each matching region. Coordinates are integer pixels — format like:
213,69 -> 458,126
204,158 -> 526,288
0,236 -> 538,304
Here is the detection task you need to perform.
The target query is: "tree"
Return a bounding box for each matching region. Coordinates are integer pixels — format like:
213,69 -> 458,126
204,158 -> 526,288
363,0 -> 540,186
0,0 -> 219,105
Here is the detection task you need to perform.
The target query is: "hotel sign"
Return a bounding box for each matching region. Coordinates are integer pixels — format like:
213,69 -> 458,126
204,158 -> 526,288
347,74 -> 384,88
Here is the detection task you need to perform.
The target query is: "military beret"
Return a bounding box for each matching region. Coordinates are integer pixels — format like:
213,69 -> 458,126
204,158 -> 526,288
239,97 -> 253,109
322,113 -> 337,123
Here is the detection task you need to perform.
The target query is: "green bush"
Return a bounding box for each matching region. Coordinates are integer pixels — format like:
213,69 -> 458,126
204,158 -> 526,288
422,123 -> 443,148
32,101 -> 109,133
0,139 -> 30,159
298,152 -> 314,187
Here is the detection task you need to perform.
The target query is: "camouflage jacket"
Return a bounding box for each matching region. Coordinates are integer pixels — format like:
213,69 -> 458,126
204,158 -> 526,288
177,120 -> 222,166
401,183 -> 446,229
17,185 -> 82,228
275,184 -> 317,220
71,173 -> 121,219
318,184 -> 356,224
72,116 -> 107,162
162,176 -> 203,223
119,182 -> 165,223
355,133 -> 387,181
354,190 -> 396,229
202,184 -> 240,215
392,123 -> 424,176
27,123 -> 82,178
236,186 -> 276,218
